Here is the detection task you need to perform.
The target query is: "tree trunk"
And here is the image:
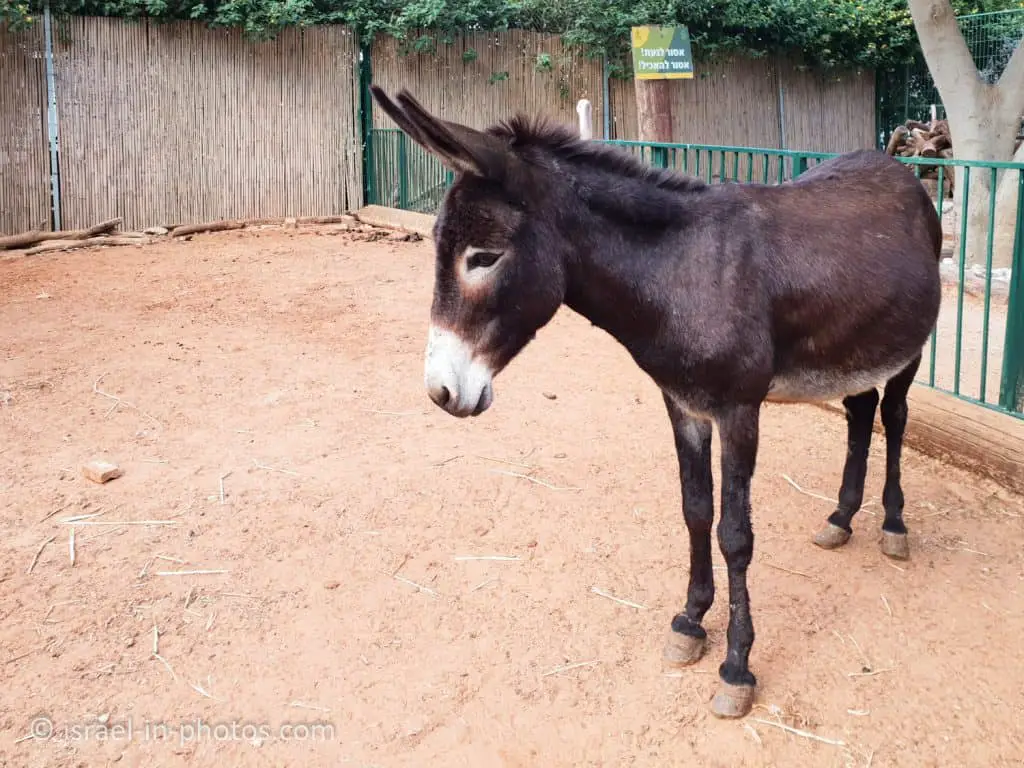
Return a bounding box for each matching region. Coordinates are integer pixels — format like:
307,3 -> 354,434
634,80 -> 674,144
951,125 -> 1021,271
907,0 -> 1024,272
990,141 -> 1024,271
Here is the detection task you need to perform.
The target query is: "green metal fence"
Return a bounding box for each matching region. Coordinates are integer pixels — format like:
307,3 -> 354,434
367,127 -> 1024,419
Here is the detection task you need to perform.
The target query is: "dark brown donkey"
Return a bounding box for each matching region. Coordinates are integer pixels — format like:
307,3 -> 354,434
371,86 -> 942,719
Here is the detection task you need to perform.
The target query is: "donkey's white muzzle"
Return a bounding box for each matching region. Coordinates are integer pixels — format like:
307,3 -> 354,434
424,325 -> 494,418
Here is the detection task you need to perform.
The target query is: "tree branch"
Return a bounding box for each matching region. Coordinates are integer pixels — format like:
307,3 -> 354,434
997,38 -> 1024,119
907,0 -> 983,115
1014,140 -> 1024,164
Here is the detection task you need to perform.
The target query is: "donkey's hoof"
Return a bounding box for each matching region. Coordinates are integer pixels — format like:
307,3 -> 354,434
710,682 -> 756,719
813,523 -> 851,550
663,629 -> 705,668
881,531 -> 910,560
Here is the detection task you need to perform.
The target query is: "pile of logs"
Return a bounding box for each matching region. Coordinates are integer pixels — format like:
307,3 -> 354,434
885,119 -> 955,198
885,118 -> 953,160
885,117 -> 1024,200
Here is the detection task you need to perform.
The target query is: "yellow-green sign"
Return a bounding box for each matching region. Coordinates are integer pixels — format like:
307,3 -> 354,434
630,25 -> 694,80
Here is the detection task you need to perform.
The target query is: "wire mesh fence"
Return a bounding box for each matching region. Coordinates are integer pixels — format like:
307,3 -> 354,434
876,9 -> 1024,147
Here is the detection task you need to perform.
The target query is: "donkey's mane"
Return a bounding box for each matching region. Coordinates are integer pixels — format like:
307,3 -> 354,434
486,113 -> 708,195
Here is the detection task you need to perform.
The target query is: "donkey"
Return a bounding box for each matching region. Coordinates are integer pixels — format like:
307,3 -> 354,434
370,86 -> 943,718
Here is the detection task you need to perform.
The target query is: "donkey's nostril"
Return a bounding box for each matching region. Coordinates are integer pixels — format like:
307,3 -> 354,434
428,384 -> 452,408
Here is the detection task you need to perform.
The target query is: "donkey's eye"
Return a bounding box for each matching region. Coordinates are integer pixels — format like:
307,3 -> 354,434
466,250 -> 503,270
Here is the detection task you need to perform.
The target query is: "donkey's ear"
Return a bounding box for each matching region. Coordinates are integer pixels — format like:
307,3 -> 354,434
370,86 -> 509,180
369,85 -> 433,153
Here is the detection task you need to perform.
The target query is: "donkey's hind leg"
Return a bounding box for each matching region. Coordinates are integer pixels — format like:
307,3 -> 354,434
813,387 -> 879,550
876,355 -> 922,561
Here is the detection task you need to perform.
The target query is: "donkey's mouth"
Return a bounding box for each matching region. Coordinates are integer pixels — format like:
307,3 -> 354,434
424,325 -> 495,418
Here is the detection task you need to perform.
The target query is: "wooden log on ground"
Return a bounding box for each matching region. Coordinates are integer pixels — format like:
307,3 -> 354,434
168,215 -> 339,237
0,228 -> 49,250
170,220 -> 247,237
902,136 -> 923,157
236,217 -> 286,227
886,126 -> 909,156
816,384 -> 1023,492
296,214 -> 358,225
69,217 -> 123,239
0,216 -> 122,250
148,215 -> 359,238
22,236 -> 149,256
910,128 -> 932,149
921,133 -> 952,157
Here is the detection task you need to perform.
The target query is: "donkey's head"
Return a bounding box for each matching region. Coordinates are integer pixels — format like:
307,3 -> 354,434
371,87 -> 572,418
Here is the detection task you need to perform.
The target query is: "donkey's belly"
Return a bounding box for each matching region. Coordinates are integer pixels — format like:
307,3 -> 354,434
765,358 -> 915,404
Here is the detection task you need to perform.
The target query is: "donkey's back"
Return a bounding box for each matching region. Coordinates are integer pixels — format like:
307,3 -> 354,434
737,149 -> 943,404
761,149 -> 942,270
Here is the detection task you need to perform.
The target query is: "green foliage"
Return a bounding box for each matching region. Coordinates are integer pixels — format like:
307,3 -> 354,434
8,0 -> 1024,74
1,0 -> 36,28
515,0 -> 1024,75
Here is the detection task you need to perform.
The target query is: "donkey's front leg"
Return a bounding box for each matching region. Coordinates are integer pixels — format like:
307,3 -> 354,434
661,393 -> 715,669
711,403 -> 760,719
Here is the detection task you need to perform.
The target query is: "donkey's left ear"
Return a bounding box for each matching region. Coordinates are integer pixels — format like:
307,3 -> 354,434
371,86 -> 510,181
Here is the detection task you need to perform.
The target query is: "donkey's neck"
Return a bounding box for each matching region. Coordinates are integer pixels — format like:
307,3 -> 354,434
557,163 -> 710,352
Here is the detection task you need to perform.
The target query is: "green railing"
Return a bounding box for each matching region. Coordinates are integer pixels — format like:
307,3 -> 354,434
368,128 -> 1024,419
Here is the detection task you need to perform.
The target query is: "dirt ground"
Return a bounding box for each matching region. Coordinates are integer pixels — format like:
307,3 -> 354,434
1,226 -> 1023,768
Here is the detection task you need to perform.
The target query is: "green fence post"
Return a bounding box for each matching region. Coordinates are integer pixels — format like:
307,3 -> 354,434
954,166 -> 971,396
999,169 -> 1024,413
358,40 -> 375,206
397,133 -> 409,210
980,167 -> 998,402
794,155 -> 808,177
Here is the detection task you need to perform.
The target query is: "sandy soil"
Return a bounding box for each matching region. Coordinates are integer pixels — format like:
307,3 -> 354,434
1,226 -> 1022,768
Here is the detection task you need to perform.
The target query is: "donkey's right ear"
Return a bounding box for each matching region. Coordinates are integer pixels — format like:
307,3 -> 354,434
370,86 -> 509,181
370,86 -> 433,153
